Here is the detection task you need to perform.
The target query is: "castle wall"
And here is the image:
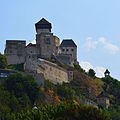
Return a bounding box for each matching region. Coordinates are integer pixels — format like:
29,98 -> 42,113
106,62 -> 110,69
36,32 -> 60,58
37,59 -> 69,84
36,29 -> 50,34
61,46 -> 77,62
5,40 -> 26,65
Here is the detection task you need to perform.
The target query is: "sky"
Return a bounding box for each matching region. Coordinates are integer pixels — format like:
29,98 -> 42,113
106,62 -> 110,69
0,0 -> 120,79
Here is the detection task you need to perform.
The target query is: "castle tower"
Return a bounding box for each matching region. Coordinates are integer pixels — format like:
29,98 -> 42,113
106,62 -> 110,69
104,69 -> 110,77
60,39 -> 77,64
35,18 -> 60,59
4,40 -> 26,65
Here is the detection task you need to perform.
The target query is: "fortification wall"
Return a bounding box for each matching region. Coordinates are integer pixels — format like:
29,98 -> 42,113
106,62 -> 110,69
37,59 -> 69,84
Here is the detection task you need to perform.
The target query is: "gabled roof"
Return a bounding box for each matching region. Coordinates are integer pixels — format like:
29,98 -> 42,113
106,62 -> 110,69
35,18 -> 52,31
60,39 -> 77,47
26,43 -> 36,47
36,18 -> 51,25
104,69 -> 110,74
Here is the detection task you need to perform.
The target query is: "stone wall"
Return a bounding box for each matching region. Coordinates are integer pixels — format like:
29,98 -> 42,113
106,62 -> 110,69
5,40 -> 26,65
36,33 -> 60,58
37,58 -> 69,84
61,46 -> 77,63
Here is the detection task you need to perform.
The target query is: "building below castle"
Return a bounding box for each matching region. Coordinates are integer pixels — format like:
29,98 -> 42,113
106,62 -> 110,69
4,18 -> 77,84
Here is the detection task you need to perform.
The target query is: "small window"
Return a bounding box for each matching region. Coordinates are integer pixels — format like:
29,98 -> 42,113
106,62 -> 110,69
71,49 -> 74,52
66,49 -> 69,52
10,50 -> 12,53
69,71 -> 72,74
62,49 -> 65,52
45,38 -> 50,44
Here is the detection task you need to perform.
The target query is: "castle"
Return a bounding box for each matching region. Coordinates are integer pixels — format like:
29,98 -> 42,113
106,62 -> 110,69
4,18 -> 77,84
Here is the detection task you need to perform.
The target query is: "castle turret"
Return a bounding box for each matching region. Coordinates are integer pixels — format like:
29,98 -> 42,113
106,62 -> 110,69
35,18 -> 52,34
35,18 -> 60,58
60,39 -> 77,64
104,69 -> 110,77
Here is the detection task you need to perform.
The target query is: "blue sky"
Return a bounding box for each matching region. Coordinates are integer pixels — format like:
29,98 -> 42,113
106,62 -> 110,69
0,0 -> 120,79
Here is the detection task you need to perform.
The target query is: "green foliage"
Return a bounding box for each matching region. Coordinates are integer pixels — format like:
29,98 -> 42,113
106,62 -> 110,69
88,69 -> 96,78
5,73 -> 39,104
56,83 -> 75,100
44,80 -> 76,100
55,105 -> 110,120
0,53 -> 8,69
8,63 -> 24,71
102,76 -> 120,105
0,73 -> 40,119
74,63 -> 85,72
107,105 -> 120,120
3,103 -> 109,120
44,79 -> 57,92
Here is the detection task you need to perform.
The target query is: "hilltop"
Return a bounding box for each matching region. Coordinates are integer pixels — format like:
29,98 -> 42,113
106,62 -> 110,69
1,53 -> 120,119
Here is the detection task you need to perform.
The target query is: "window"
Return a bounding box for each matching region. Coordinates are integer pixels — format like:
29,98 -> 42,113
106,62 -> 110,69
9,50 -> 12,53
62,49 -> 65,52
71,49 -> 74,52
45,38 -> 50,44
66,49 -> 69,52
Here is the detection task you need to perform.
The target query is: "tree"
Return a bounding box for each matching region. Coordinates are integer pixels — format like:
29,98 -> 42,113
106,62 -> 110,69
56,84 -> 75,100
0,53 -> 8,69
6,73 -> 39,104
88,69 -> 96,78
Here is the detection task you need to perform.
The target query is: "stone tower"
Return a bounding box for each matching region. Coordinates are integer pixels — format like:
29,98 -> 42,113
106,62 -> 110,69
60,39 -> 77,64
104,69 -> 110,77
4,40 -> 26,65
35,18 -> 60,59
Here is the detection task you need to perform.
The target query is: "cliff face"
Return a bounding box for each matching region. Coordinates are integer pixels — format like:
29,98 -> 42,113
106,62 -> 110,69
70,69 -> 103,100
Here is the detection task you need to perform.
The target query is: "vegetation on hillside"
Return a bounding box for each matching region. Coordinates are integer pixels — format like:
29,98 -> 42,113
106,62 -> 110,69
1,54 -> 120,119
0,73 -> 110,120
0,53 -> 8,69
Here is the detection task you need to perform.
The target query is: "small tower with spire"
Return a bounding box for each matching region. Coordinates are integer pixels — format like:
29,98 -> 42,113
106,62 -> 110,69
104,69 -> 110,77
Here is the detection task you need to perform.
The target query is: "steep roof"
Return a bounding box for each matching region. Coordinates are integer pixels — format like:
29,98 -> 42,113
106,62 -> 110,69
60,39 -> 77,47
104,69 -> 110,74
36,18 -> 51,25
35,18 -> 52,31
26,43 -> 36,47
6,40 -> 26,43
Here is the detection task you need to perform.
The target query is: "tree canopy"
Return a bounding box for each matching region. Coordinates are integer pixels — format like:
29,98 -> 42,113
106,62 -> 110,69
0,53 -> 8,69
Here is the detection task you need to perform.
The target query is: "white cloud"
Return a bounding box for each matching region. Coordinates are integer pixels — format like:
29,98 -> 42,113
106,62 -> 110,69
85,37 -> 119,54
80,61 -> 106,78
80,61 -> 93,72
84,37 -> 97,51
98,37 -> 119,54
94,67 -> 106,78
